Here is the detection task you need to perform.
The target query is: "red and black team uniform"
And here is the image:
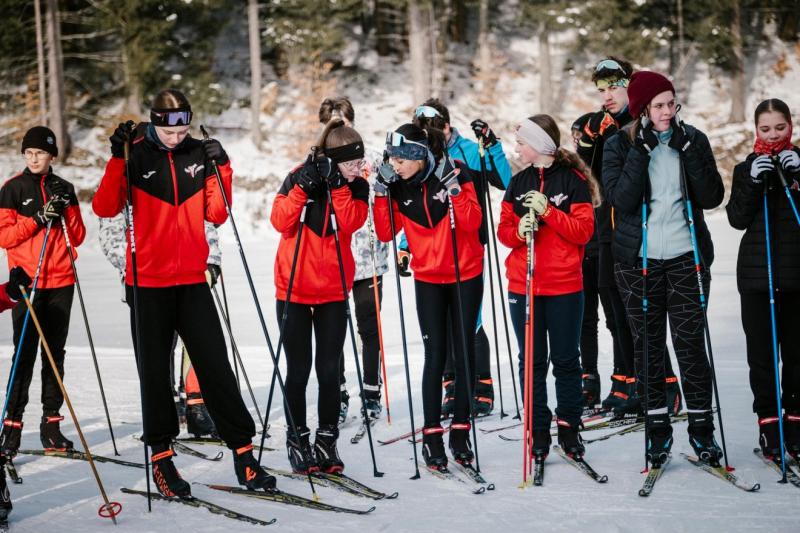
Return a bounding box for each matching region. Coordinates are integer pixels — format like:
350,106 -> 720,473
374,158 -> 484,465
498,162 -> 594,452
0,168 -> 85,454
270,164 -> 368,473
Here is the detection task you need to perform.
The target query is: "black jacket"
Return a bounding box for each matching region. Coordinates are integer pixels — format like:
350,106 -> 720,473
726,148 -> 800,294
602,123 -> 724,267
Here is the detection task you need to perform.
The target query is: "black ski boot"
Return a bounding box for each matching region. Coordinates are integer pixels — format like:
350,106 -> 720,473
440,375 -> 455,419
448,423 -> 474,465
532,428 -> 552,459
422,426 -> 448,471
286,426 -> 318,474
186,394 -> 218,438
338,385 -> 350,426
758,416 -> 782,459
613,380 -> 643,418
0,420 -> 22,458
0,459 -> 10,525
474,377 -> 494,416
784,413 -> 800,459
364,389 -> 382,420
581,373 -> 601,410
151,443 -> 191,498
234,444 -> 276,490
646,413 -> 673,467
314,425 -> 345,474
601,374 -> 628,411
556,420 -> 585,458
40,413 -> 73,451
688,412 -> 723,465
665,376 -> 683,416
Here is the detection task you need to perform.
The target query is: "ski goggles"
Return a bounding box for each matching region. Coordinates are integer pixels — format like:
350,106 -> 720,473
150,108 -> 193,127
414,105 -> 442,119
385,131 -> 428,161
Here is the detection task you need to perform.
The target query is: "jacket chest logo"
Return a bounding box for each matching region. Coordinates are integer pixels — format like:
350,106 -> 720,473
403,199 -> 413,206
550,193 -> 568,207
184,163 -> 202,178
22,198 -> 33,206
433,190 -> 448,204
142,170 -> 156,180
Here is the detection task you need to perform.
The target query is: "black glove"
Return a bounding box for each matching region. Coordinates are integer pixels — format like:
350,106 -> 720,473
635,119 -> 659,154
203,139 -> 229,165
294,155 -> 324,195
6,266 -> 32,301
45,179 -> 68,201
580,112 -> 618,148
327,168 -> 347,189
397,249 -> 411,277
206,263 -> 222,288
110,121 -> 135,158
668,115 -> 692,152
34,197 -> 68,227
470,119 -> 497,148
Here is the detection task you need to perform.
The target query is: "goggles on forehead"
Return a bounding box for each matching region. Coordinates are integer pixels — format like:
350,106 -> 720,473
386,130 -> 428,149
595,59 -> 624,73
150,109 -> 193,127
596,78 -> 629,90
414,105 -> 442,119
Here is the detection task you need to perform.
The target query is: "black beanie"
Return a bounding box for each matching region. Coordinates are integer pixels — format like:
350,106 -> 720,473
395,123 -> 427,143
21,126 -> 58,157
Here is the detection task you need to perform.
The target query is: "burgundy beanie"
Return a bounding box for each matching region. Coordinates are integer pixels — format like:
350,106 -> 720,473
627,71 -> 675,118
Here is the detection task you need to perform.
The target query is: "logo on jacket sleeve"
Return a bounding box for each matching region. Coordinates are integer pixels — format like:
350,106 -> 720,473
185,163 -> 202,178
142,170 -> 156,180
550,193 -> 568,207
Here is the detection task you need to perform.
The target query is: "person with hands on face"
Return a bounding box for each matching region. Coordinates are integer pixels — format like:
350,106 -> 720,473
0,126 -> 86,460
270,119 -> 369,475
726,98 -> 800,460
603,71 -> 725,468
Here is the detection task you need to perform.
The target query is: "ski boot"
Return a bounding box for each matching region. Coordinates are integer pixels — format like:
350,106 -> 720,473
363,392 -> 382,420
758,416 -> 782,459
0,420 -> 22,458
440,375 -> 455,419
338,385 -> 350,426
612,379 -> 642,419
186,394 -> 218,438
0,459 -> 10,525
474,377 -> 494,416
422,426 -> 448,471
448,423 -> 474,465
665,376 -> 683,416
234,444 -> 276,490
151,442 -> 191,498
314,425 -> 345,474
556,419 -> 585,458
40,412 -> 74,451
601,374 -> 628,411
784,413 -> 800,460
581,373 -> 601,411
688,412 -> 723,465
645,413 -> 673,467
286,425 -> 319,474
532,428 -> 552,460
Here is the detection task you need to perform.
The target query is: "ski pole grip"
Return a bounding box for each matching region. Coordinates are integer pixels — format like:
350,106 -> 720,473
772,156 -> 790,188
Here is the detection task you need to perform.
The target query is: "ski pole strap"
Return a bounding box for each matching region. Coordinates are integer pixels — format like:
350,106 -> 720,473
422,426 -> 445,435
151,449 -> 174,462
450,423 -> 471,431
236,443 -> 254,456
2,419 -> 22,429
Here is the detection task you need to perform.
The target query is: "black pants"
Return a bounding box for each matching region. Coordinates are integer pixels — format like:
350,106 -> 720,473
339,276 -> 383,397
7,285 -> 74,421
615,252 -> 712,413
509,290 -> 584,429
416,275 -> 483,426
741,291 -> 800,417
127,284 -> 254,448
279,299 -> 347,428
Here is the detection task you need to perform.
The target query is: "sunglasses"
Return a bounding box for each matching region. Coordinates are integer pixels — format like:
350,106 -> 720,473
414,105 -> 442,119
386,131 -> 428,149
150,109 -> 193,127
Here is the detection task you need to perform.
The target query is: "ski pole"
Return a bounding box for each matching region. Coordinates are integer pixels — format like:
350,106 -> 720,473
384,187 -> 421,479
123,129 -> 153,510
773,159 -> 800,227
763,188 -> 788,482
199,126 -> 317,498
367,197 -> 391,423
1,221 -> 52,425
521,206 -> 535,487
325,184 -> 383,477
443,167 -> 481,473
211,284 -> 264,428
20,287 -> 121,524
482,146 -> 521,419
678,163 -> 730,470
60,215 -> 119,456
641,199 -> 650,472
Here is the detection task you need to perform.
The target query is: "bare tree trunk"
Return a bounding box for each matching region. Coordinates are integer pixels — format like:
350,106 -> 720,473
475,0 -> 490,88
248,0 -> 262,147
34,0 -> 47,124
729,0 -> 746,123
538,22 -> 552,114
45,0 -> 69,159
675,0 -> 685,95
408,0 -> 430,105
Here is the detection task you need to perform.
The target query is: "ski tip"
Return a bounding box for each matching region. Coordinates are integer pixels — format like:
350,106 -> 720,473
638,489 -> 650,497
598,475 -> 609,483
385,491 -> 399,499
487,483 -> 496,491
472,486 -> 486,495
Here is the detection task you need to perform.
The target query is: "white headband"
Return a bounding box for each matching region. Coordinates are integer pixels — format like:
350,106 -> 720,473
516,119 -> 557,155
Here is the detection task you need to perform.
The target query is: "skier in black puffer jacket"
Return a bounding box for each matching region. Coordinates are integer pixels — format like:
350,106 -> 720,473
602,71 -> 724,467
726,98 -> 800,461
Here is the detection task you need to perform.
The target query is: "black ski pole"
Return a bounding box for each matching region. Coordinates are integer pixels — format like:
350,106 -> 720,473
199,126 -> 317,498
60,215 -> 119,455
384,187 -> 421,479
325,184 -> 383,477
123,127 -> 152,510
211,284 -> 264,428
773,158 -> 800,226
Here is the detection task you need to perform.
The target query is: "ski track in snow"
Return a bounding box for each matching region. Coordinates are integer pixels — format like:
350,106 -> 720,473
0,212 -> 798,532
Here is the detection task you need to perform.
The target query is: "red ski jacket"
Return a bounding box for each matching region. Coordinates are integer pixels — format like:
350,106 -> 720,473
92,127 -> 231,288
497,164 -> 594,296
270,169 -> 369,305
0,169 -> 85,289
373,160 -> 483,284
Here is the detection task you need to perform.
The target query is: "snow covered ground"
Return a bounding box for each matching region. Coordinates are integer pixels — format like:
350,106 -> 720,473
0,210 -> 798,533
